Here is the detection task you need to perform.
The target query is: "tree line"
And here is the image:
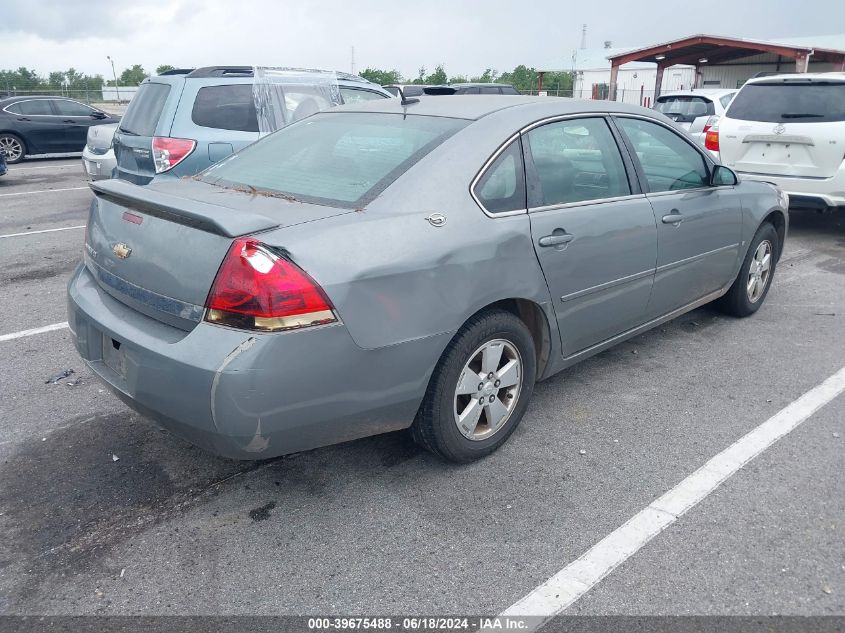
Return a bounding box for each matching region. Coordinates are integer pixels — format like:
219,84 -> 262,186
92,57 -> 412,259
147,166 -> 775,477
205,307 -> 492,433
2,63 -> 572,97
359,64 -> 573,93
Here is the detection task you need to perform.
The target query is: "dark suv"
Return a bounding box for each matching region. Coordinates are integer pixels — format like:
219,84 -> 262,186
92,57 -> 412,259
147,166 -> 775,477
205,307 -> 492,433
113,67 -> 391,184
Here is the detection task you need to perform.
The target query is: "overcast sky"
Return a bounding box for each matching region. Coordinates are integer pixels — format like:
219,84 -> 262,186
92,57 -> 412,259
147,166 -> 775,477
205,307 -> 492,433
3,0 -> 844,80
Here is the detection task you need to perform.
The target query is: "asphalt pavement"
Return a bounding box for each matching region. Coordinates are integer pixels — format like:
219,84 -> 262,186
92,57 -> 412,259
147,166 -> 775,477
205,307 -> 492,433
0,158 -> 842,617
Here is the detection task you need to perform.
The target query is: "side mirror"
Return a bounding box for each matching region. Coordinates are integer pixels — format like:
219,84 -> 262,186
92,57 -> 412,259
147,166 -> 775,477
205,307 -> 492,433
91,111 -> 108,119
711,164 -> 738,186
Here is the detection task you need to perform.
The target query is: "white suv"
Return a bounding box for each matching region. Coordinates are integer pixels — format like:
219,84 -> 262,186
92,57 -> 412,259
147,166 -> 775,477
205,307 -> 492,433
714,73 -> 845,211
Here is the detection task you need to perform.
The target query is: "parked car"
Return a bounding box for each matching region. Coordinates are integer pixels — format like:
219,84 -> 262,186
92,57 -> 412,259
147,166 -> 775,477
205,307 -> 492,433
714,73 -> 845,211
113,66 -> 391,185
653,88 -> 736,149
423,83 -> 521,96
69,96 -> 787,463
384,84 -> 430,97
0,96 -> 118,163
81,122 -> 118,180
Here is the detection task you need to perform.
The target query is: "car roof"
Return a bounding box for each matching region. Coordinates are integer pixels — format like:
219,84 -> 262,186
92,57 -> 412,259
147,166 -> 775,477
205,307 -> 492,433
745,72 -> 845,85
451,83 -> 516,88
325,94 -> 657,121
0,95 -> 79,103
658,88 -> 737,99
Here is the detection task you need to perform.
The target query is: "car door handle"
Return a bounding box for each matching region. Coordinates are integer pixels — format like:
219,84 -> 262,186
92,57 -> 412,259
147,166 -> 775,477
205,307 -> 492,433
538,232 -> 575,247
662,210 -> 685,226
63,119 -> 75,123
17,117 -> 31,122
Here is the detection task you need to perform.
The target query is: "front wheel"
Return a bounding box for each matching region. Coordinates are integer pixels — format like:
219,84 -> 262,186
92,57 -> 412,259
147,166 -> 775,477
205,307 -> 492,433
716,222 -> 779,317
0,133 -> 26,164
411,309 -> 536,463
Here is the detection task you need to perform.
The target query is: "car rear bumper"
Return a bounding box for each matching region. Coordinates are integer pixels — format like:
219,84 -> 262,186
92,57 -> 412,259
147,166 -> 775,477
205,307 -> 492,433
737,169 -> 845,208
67,264 -> 441,459
82,148 -> 116,181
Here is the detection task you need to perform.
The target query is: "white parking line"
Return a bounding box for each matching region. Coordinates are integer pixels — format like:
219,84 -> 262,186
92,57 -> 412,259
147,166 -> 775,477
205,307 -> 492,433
501,365 -> 845,628
0,186 -> 88,198
0,225 -> 85,239
6,164 -> 78,172
0,322 -> 69,343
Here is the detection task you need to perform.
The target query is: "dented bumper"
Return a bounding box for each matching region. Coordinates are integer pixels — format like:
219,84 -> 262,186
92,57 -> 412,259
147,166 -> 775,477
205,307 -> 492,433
67,264 -> 440,459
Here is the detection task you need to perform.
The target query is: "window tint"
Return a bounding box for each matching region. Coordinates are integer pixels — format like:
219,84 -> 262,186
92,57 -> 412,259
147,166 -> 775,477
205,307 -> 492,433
617,117 -> 709,193
192,84 -> 258,132
403,86 -> 424,97
726,82 -> 845,123
340,87 -> 387,104
654,96 -> 714,122
460,87 -> 480,94
500,85 -> 521,95
119,82 -> 170,136
473,140 -> 526,214
201,112 -> 466,208
9,100 -> 54,115
480,86 -> 500,95
53,100 -> 95,116
526,117 -> 630,206
719,93 -> 734,109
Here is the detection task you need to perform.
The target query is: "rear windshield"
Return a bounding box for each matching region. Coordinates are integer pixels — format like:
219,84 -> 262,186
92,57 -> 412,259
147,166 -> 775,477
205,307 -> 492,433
192,84 -> 259,132
119,82 -> 170,136
654,96 -> 714,122
727,82 -> 845,123
201,112 -> 466,208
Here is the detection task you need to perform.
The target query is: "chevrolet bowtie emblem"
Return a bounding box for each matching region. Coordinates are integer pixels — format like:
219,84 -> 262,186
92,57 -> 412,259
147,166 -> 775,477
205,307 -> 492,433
112,243 -> 132,259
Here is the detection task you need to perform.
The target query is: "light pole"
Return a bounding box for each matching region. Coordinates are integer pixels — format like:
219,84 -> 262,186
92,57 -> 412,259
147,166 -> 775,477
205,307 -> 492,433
107,56 -> 121,103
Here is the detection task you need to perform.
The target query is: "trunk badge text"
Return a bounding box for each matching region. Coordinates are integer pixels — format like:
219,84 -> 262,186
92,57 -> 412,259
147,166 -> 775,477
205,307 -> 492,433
112,243 -> 132,259
426,213 -> 447,227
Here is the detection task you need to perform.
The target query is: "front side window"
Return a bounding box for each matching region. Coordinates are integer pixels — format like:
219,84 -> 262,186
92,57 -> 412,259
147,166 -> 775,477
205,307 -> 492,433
473,140 -> 526,214
340,88 -> 387,104
201,112 -> 466,208
617,117 -> 709,193
54,100 -> 95,116
526,117 -> 630,207
8,100 -> 53,115
192,84 -> 258,132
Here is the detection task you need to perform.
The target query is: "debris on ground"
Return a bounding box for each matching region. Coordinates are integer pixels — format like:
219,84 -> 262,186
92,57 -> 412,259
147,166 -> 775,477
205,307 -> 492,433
822,585 -> 832,594
111,454 -> 119,462
248,501 -> 276,522
813,313 -> 836,317
631,350 -> 638,355
45,369 -> 74,384
834,433 -> 841,439
579,449 -> 587,456
120,569 -> 125,578
65,378 -> 83,387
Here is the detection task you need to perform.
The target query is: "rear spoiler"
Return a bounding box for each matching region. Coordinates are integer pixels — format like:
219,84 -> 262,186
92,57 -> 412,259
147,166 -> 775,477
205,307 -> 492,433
89,179 -> 280,238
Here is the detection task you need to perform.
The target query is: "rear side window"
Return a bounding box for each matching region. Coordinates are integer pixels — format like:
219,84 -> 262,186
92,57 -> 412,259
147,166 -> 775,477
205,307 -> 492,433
727,82 -> 845,123
192,84 -> 258,132
654,96 -> 714,122
201,112 -> 467,208
473,140 -> 526,214
119,82 -> 171,136
7,100 -> 54,115
480,86 -> 500,95
719,93 -> 734,109
526,117 -> 630,206
54,100 -> 95,116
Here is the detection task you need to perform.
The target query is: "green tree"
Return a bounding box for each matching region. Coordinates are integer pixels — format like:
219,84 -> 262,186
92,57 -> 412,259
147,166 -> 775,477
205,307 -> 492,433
424,64 -> 448,85
119,64 -> 148,86
358,67 -> 401,85
156,64 -> 177,75
469,68 -> 498,83
498,65 -> 537,92
410,66 -> 426,85
449,74 -> 468,84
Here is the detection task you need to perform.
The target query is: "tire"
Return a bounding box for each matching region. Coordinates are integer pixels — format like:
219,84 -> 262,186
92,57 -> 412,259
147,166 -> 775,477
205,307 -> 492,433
411,309 -> 536,463
715,222 -> 779,317
0,133 -> 26,164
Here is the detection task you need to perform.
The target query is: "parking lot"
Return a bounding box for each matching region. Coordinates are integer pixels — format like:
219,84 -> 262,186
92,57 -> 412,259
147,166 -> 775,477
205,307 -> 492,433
0,157 -> 843,618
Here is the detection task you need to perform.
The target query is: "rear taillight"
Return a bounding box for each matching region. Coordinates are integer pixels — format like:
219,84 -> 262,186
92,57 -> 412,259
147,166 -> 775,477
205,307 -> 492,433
205,238 -> 337,332
152,136 -> 196,174
702,115 -> 719,135
705,128 -> 720,152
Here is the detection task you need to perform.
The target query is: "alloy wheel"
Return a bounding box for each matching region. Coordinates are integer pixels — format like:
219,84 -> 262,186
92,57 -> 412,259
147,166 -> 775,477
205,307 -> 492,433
747,240 -> 772,303
453,339 -> 522,441
0,136 -> 23,163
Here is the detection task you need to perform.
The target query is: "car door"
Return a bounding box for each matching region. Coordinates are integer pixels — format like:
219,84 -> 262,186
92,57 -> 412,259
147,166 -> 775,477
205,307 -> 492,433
3,99 -> 66,153
52,99 -> 104,151
523,116 -> 658,356
614,116 -> 742,319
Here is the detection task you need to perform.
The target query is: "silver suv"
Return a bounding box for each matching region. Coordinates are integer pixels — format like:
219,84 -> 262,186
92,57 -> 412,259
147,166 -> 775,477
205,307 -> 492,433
113,66 -> 391,185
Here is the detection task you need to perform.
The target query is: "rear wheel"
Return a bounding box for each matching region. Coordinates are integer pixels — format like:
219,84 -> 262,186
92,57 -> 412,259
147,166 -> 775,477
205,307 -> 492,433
411,309 -> 536,463
0,133 -> 26,164
716,222 -> 779,317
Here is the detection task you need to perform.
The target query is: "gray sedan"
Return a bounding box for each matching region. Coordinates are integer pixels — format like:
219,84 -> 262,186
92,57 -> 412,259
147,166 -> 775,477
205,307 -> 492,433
67,96 -> 787,463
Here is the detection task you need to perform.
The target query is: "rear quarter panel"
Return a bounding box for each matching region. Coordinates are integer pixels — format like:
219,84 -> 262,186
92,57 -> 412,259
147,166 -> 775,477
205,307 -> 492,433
738,179 -> 789,257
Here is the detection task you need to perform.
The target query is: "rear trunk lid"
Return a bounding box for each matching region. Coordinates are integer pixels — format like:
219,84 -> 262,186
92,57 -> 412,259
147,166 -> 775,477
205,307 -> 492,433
86,179 -> 352,330
86,123 -> 117,153
719,78 -> 845,179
